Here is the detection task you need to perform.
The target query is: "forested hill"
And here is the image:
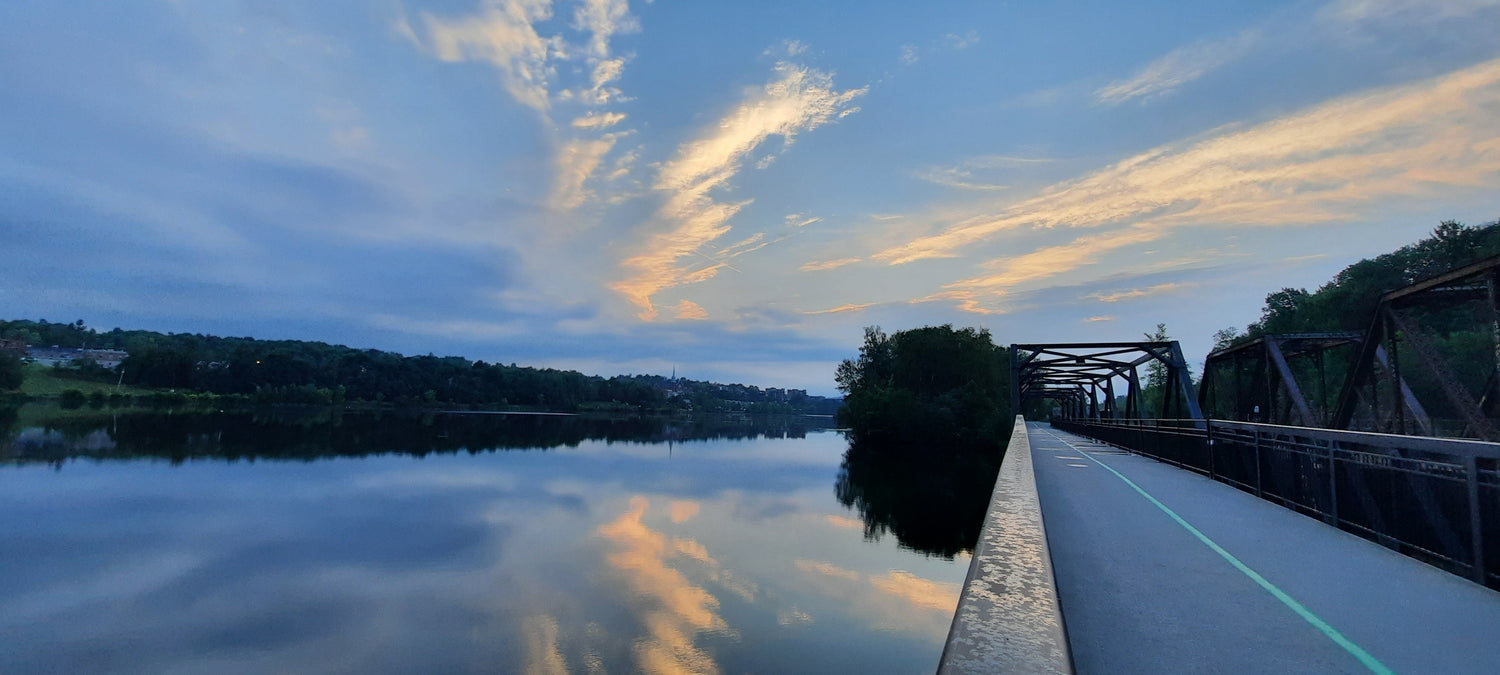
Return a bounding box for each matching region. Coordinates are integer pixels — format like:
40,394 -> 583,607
1220,219 -> 1500,346
0,319 -> 839,413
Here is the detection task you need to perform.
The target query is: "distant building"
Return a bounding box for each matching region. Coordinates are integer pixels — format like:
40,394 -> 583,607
0,338 -> 26,356
27,346 -> 129,369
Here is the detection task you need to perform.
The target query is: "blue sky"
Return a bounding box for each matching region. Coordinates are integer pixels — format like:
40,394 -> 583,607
4,0 -> 1500,395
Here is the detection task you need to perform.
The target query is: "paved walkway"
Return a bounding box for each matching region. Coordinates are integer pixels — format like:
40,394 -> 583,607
1029,422 -> 1500,674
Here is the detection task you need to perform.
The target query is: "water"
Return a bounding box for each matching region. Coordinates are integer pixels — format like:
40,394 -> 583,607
0,406 -> 992,674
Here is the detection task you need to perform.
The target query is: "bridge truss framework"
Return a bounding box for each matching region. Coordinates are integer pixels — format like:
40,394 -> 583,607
1010,342 -> 1202,421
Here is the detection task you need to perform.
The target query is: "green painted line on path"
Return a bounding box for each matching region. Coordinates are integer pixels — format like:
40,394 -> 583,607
1038,426 -> 1395,675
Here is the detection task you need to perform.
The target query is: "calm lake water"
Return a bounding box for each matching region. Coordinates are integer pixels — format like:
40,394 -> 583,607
0,406 -> 995,674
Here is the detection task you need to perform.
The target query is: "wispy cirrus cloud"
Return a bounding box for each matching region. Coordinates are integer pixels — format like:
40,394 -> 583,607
1096,29 -> 1259,105
573,0 -> 638,58
419,0 -> 562,112
1321,0 -> 1500,23
784,213 -> 822,228
413,0 -> 640,212
803,303 -> 874,315
612,61 -> 866,320
572,111 -> 627,129
550,135 -> 620,210
920,224 -> 1165,315
915,155 -> 1050,191
943,31 -> 980,50
1084,282 -> 1186,303
800,257 -> 860,272
876,56 -> 1500,268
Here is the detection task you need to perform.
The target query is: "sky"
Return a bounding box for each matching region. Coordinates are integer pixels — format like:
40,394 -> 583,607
4,0 -> 1500,396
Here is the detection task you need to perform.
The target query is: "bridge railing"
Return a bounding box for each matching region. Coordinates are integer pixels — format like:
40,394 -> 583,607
1053,417 -> 1500,590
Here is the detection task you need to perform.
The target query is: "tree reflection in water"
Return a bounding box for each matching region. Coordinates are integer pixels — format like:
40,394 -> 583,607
834,439 -> 1002,559
0,405 -> 834,466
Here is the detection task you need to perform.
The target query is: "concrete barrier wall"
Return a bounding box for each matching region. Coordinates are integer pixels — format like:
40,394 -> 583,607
938,416 -> 1073,674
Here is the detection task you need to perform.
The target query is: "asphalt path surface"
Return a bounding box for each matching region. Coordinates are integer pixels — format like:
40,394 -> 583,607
1029,422 -> 1500,674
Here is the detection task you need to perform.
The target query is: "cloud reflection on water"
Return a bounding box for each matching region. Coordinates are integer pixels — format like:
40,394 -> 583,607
598,496 -> 731,675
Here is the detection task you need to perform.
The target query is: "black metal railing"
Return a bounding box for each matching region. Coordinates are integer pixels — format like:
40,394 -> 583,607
1053,417 -> 1500,590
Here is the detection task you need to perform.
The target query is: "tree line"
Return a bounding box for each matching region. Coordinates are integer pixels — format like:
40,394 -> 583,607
1217,219 -> 1500,346
0,319 -> 839,414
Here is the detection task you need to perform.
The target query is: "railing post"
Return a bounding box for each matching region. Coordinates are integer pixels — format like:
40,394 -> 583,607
1206,419 -> 1215,480
1466,455 -> 1487,585
1253,427 -> 1264,499
1328,440 -> 1340,527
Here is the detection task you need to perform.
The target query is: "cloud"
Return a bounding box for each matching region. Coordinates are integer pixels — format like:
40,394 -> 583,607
549,136 -> 619,210
799,257 -> 860,272
899,44 -> 919,65
915,156 -> 1049,191
914,159 -> 1020,191
1084,282 -> 1185,303
422,0 -> 560,112
673,300 -> 709,320
613,61 -> 866,320
572,111 -> 627,129
715,232 -> 766,258
951,224 -> 1164,291
669,500 -> 700,523
1096,29 -> 1259,105
1322,0 -> 1500,23
824,514 -> 864,530
914,225 -> 1163,315
767,39 -> 808,58
1085,315 -> 1116,322
876,56 -> 1500,265
573,0 -> 638,58
803,303 -> 874,315
673,537 -> 714,564
943,31 -> 979,49
784,213 -> 821,228
777,609 -> 813,626
418,1 -> 639,215
607,147 -> 640,181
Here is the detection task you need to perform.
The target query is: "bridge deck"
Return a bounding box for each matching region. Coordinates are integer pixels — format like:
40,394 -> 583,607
1030,421 -> 1500,674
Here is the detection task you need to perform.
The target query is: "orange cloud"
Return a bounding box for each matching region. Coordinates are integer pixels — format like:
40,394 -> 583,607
612,63 -> 865,320
824,514 -> 865,530
799,257 -> 861,272
1084,282 -> 1186,303
672,300 -> 709,321
914,224 -> 1164,314
669,500 -> 701,523
875,57 -> 1500,265
803,303 -> 874,315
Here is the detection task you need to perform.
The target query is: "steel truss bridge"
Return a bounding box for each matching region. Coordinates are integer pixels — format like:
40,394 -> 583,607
1007,256 -> 1500,592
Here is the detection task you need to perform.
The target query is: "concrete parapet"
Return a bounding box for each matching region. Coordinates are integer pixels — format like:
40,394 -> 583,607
938,417 -> 1072,674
